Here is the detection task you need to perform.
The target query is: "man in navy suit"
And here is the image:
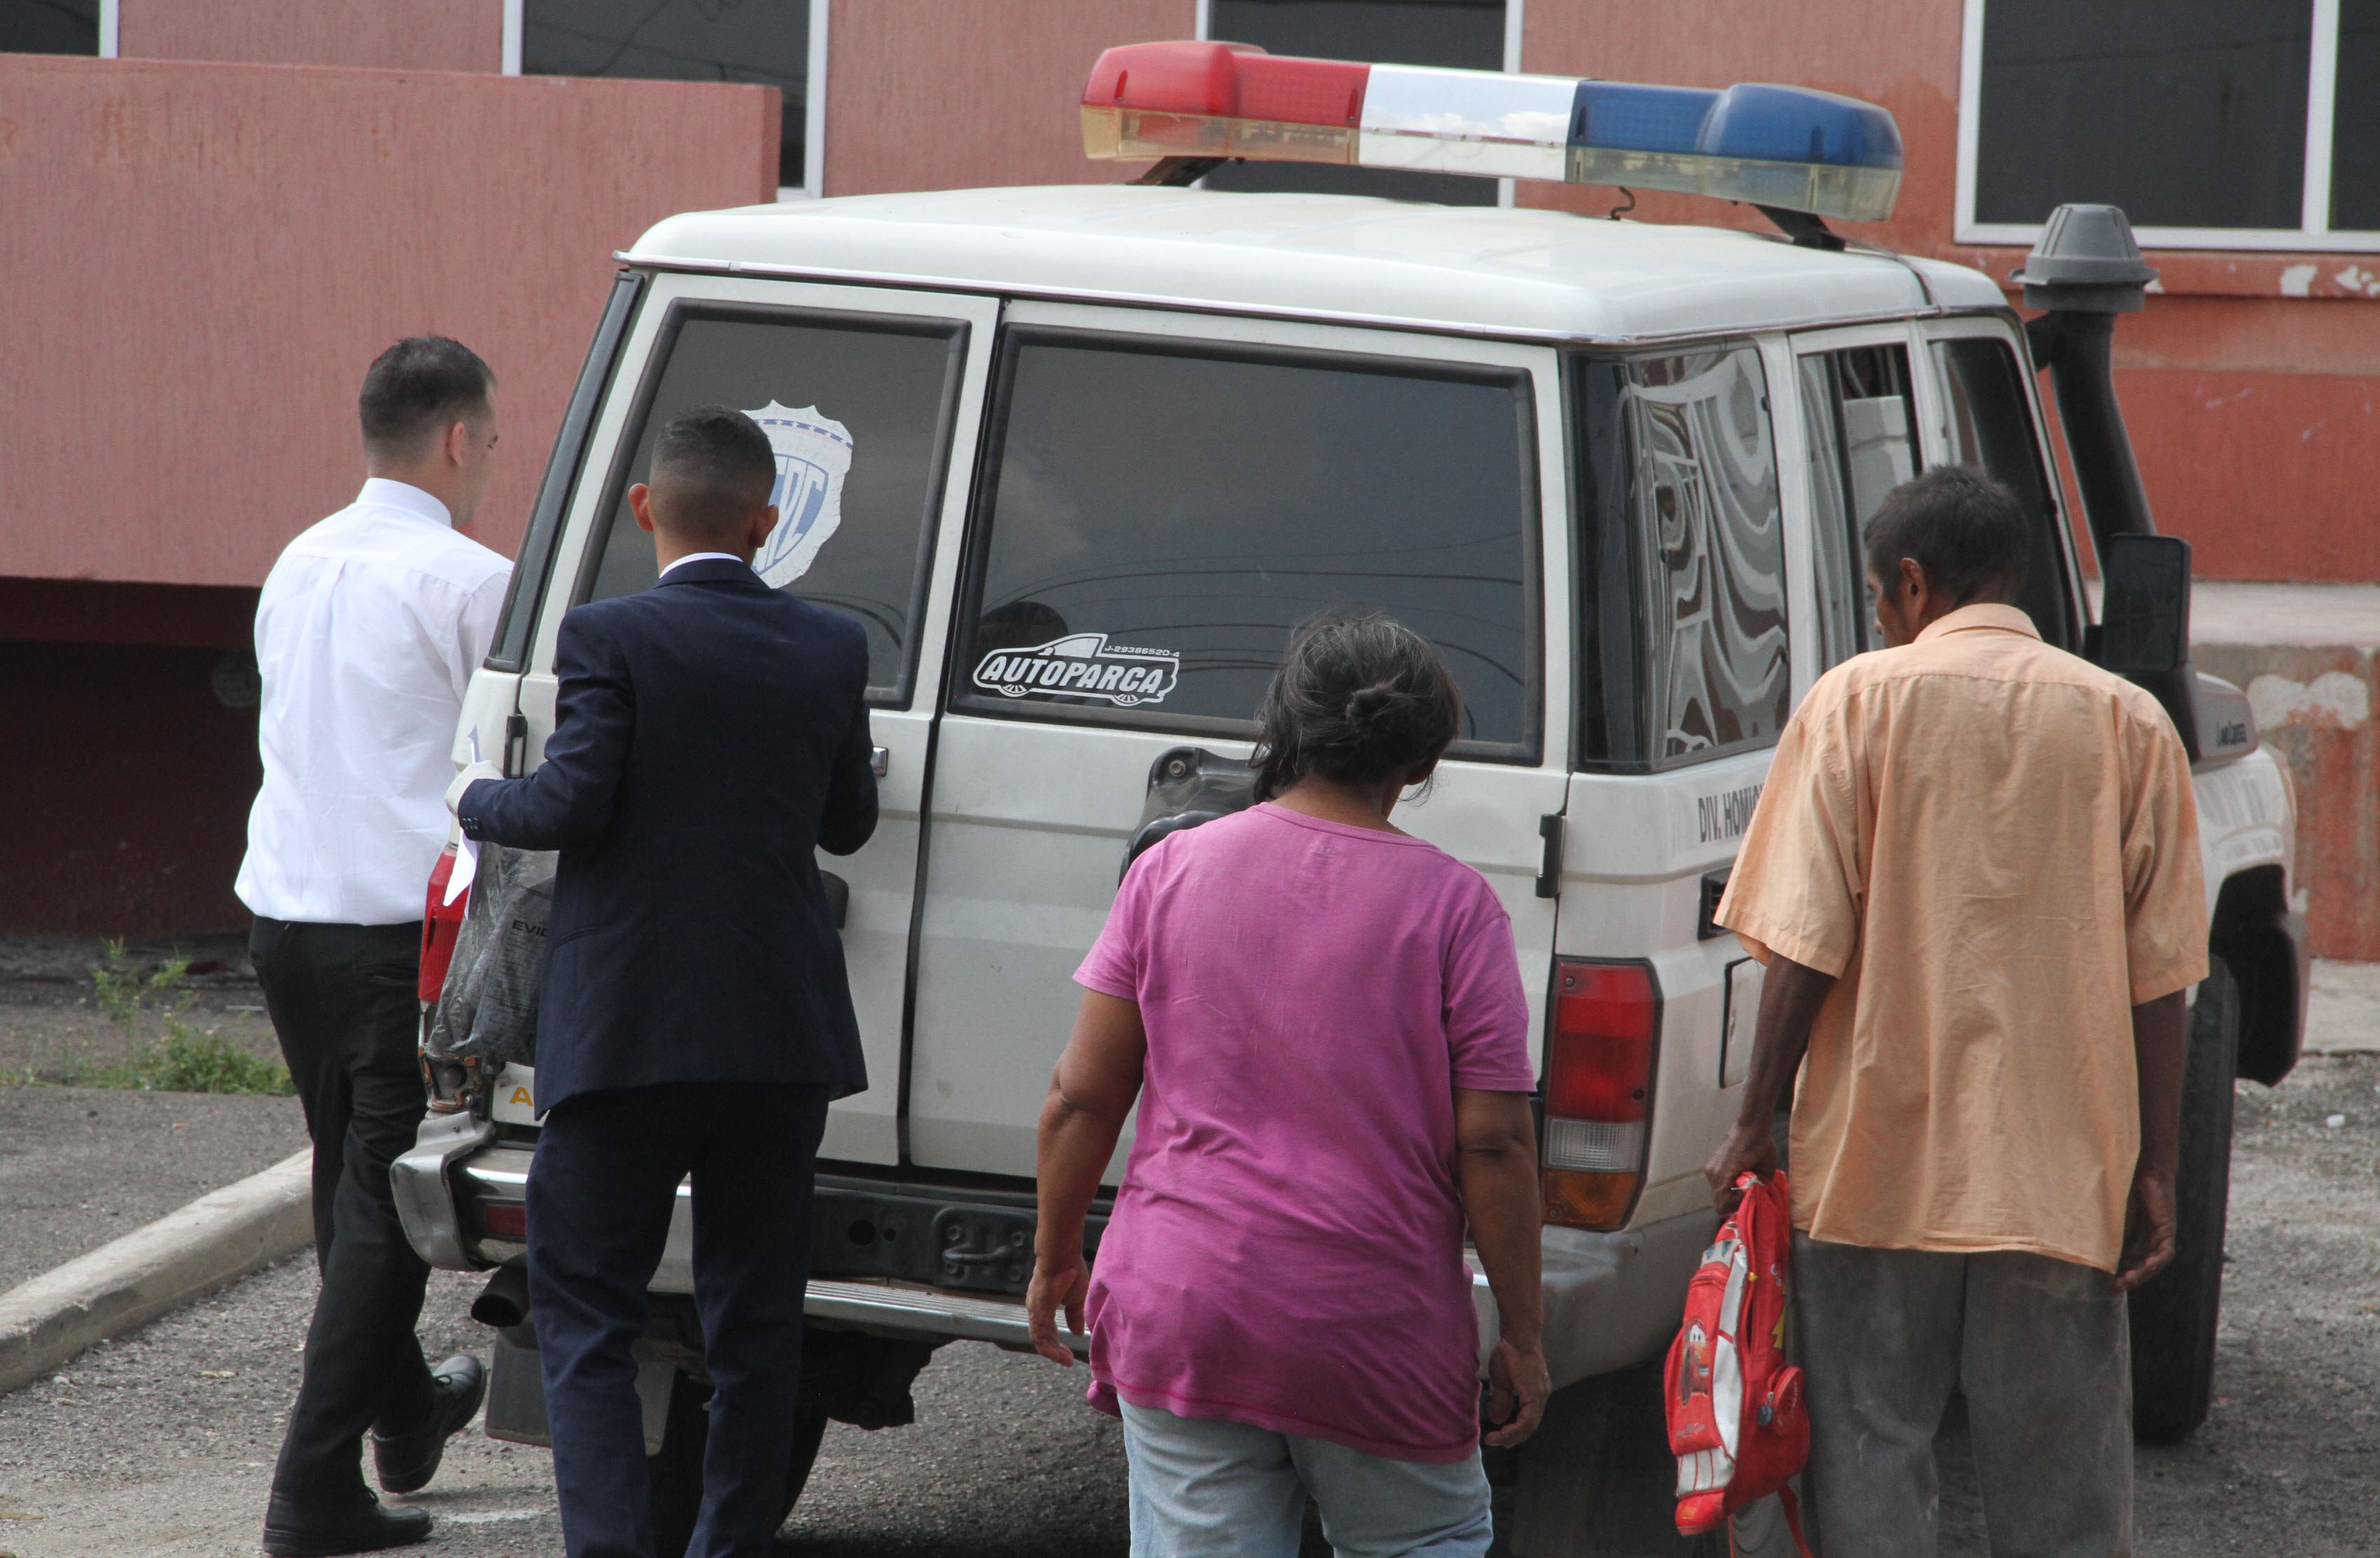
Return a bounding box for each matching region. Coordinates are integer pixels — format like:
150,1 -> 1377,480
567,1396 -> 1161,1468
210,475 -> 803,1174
450,406 -> 876,1558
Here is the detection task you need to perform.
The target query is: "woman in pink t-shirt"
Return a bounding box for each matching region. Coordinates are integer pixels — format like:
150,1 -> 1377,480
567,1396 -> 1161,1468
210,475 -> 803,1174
1026,613 -> 1551,1558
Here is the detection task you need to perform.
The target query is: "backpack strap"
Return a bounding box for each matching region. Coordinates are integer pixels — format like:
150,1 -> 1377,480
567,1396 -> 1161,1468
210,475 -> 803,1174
1726,1486 -> 1817,1558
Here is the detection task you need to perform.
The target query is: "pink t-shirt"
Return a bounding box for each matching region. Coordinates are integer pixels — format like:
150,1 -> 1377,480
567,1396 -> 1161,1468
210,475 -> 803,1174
1072,802 -> 1535,1463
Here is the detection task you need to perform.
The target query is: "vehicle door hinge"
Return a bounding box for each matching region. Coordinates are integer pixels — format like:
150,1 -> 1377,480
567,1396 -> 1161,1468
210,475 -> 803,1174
502,713 -> 529,778
1535,813 -> 1565,899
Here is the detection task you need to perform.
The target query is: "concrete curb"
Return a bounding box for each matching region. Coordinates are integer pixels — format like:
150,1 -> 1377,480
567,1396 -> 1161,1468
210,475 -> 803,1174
0,1147 -> 314,1395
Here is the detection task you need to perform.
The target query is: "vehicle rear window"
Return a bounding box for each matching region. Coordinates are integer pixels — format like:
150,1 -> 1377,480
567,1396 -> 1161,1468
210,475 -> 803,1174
956,332 -> 1539,757
580,305 -> 966,703
1577,345 -> 1789,768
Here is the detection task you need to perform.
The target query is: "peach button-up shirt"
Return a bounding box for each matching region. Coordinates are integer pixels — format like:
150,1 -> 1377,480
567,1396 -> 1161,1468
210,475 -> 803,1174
1716,604 -> 2207,1272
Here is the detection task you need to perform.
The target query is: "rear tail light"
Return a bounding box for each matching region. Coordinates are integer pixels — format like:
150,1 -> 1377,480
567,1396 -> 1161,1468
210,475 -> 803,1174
1541,958 -> 1659,1231
419,842 -> 468,1003
482,1202 -> 528,1239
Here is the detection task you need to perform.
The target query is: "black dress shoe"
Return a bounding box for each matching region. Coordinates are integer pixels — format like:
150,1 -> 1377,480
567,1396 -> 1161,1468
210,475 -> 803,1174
261,1493 -> 432,1556
372,1352 -> 487,1496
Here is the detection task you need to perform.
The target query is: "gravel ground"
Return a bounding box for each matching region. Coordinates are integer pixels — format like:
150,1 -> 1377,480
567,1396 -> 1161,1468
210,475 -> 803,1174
0,1008 -> 2371,1553
0,1086 -> 305,1294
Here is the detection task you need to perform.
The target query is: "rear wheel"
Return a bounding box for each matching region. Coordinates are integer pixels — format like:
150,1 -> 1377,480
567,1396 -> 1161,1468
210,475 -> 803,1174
644,1372 -> 833,1558
2128,957 -> 2238,1444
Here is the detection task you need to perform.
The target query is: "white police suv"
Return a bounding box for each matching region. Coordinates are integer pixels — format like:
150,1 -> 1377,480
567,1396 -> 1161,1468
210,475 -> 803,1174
395,41 -> 2309,1556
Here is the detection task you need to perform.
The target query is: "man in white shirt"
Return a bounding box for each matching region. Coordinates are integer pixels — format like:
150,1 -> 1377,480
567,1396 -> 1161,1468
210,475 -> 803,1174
239,337 -> 511,1557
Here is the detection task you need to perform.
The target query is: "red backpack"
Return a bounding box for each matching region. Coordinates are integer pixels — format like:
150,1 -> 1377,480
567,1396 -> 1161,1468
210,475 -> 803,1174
1664,1171 -> 1812,1555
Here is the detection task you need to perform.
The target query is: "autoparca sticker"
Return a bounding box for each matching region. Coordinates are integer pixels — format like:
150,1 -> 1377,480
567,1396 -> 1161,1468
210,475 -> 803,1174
972,633 -> 1180,707
742,401 -> 853,588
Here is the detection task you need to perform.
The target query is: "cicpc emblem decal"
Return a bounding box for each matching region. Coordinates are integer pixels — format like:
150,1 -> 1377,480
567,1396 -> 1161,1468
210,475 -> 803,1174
742,401 -> 853,589
972,633 -> 1180,707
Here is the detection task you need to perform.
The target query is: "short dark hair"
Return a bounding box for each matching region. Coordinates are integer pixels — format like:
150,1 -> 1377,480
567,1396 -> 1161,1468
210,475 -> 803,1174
1251,611 -> 1464,802
358,337 -> 494,455
648,406 -> 776,538
1863,465 -> 2030,607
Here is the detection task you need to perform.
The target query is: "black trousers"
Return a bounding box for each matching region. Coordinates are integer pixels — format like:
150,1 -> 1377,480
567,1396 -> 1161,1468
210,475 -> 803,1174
250,917 -> 438,1504
528,1081 -> 830,1558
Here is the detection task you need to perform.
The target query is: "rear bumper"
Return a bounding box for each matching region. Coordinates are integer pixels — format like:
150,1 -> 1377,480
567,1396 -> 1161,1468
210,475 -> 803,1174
396,1126 -> 1706,1378
1493,1206 -> 1715,1387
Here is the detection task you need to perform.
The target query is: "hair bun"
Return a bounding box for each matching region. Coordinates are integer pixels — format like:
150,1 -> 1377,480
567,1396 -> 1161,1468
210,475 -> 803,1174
1343,682 -> 1403,725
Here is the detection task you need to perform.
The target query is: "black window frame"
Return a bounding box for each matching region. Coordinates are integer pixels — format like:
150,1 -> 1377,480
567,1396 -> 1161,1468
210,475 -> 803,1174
947,323 -> 1546,766
0,0 -> 98,55
567,298 -> 972,710
1569,340 -> 1793,775
519,0 -> 816,192
1962,0 -> 2379,246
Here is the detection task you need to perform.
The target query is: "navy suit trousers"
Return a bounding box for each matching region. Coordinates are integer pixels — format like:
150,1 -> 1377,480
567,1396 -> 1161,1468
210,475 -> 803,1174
528,1082 -> 830,1558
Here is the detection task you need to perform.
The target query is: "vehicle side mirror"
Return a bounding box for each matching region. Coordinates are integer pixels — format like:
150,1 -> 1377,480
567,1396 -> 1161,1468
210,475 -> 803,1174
2098,533 -> 2191,677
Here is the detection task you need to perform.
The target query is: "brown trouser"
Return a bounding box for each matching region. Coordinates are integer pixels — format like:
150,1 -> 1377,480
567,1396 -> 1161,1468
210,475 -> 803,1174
1793,1233 -> 2133,1558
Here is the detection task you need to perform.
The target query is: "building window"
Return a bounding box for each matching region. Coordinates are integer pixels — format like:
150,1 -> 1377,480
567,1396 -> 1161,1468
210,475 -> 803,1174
1958,0 -> 2380,250
511,0 -> 824,197
1,0 -> 100,55
1198,0 -> 1516,206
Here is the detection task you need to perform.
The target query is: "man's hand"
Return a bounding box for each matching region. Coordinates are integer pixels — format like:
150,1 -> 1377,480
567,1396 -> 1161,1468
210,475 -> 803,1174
444,759 -> 501,820
2113,1167 -> 2177,1293
1025,1254 -> 1090,1366
1704,1121 -> 1779,1216
1483,1336 -> 1551,1449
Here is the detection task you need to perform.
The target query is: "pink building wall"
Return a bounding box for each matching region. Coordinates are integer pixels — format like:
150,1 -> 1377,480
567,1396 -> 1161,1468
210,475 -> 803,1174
824,0 -> 1194,197
117,0 -> 504,74
0,55 -> 777,589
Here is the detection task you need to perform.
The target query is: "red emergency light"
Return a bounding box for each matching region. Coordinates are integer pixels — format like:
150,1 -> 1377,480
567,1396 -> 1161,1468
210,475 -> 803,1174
1083,40 -> 1904,222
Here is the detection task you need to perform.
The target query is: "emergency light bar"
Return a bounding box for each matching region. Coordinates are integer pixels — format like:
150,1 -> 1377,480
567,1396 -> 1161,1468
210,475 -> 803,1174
1082,41 -> 1902,224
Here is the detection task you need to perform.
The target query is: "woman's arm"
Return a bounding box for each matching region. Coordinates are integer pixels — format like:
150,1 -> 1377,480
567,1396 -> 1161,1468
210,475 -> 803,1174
1027,990 -> 1148,1366
1455,1086 -> 1551,1447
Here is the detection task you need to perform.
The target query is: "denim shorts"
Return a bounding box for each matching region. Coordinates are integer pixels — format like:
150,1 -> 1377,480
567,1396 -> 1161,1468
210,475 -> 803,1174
1118,1399 -> 1492,1558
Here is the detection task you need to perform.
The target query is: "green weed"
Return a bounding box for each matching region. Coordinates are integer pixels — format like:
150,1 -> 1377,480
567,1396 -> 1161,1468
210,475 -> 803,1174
0,945 -> 296,1096
93,939 -> 193,1024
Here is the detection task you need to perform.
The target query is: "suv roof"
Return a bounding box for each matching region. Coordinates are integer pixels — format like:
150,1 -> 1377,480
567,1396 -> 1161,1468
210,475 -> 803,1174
623,185 -> 2005,345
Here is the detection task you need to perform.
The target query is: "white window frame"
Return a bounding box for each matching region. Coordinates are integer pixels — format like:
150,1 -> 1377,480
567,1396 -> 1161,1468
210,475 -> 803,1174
1956,0 -> 2372,252
502,0 -> 829,201
1193,0 -> 1525,206
97,0 -> 119,56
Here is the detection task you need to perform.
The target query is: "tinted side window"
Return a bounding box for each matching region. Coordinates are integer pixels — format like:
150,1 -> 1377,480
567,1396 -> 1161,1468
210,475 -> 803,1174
1619,347 -> 1789,762
582,307 -> 965,702
959,333 -> 1537,755
1798,345 -> 1919,665
1933,336 -> 2077,649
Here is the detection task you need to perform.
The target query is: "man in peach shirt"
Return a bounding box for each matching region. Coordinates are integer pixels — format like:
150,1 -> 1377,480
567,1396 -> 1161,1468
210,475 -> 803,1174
1708,467 -> 2205,1556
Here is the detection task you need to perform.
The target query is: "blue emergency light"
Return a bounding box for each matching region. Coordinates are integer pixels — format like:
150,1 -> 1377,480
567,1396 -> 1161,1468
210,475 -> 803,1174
1083,42 -> 1903,224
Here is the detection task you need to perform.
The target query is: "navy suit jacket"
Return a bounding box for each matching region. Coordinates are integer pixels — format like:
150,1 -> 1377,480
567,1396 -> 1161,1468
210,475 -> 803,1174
457,558 -> 876,1115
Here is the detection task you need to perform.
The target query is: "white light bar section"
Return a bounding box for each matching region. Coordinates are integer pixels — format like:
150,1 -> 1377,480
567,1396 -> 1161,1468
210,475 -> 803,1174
1358,64 -> 1576,182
